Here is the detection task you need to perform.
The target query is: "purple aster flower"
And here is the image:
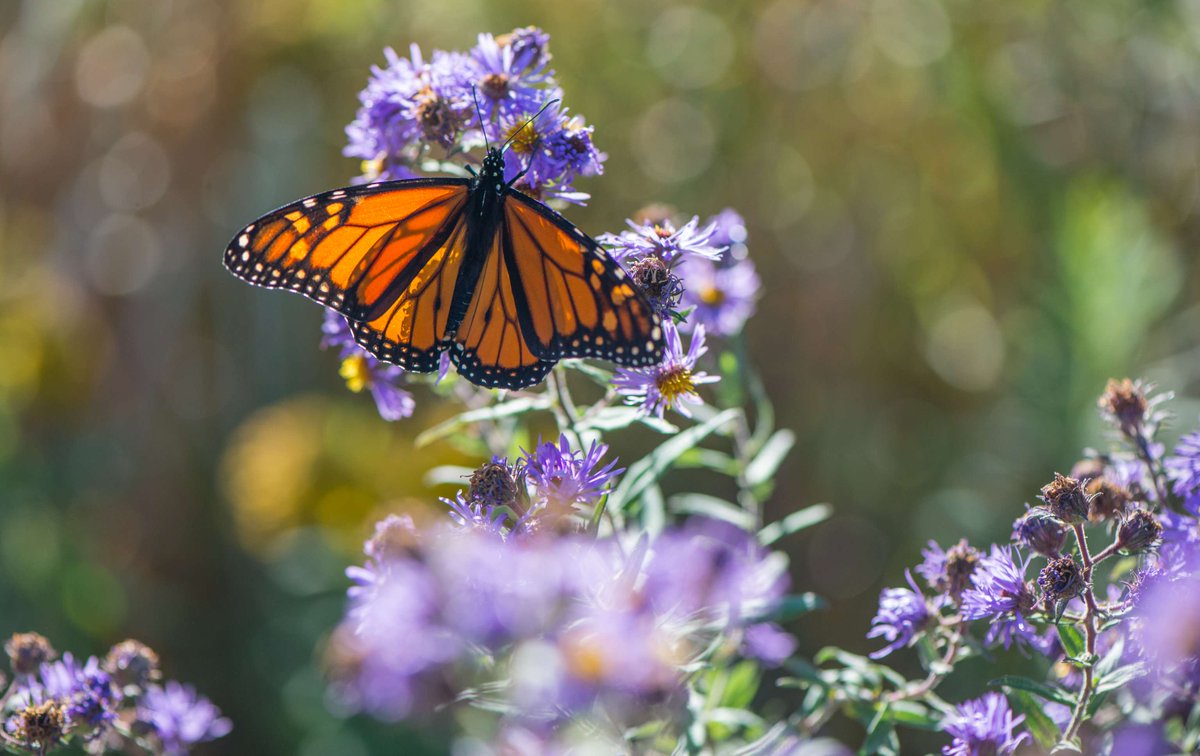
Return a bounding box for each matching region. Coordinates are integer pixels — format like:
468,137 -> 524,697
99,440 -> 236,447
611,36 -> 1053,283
916,539 -> 981,602
496,26 -> 552,71
867,571 -> 931,659
344,44 -> 474,176
441,491 -> 514,537
138,681 -> 232,755
941,693 -> 1028,756
612,323 -> 719,418
41,654 -> 116,735
469,32 -> 554,123
522,435 -> 622,513
960,546 -> 1045,652
322,310 -> 415,421
678,254 -> 760,337
1158,508 -> 1200,571
598,216 -> 725,264
1129,571 -> 1200,671
1167,427 -> 1200,507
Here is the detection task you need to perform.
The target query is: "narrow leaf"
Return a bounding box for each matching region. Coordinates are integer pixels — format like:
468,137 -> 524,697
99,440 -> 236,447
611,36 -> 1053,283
758,503 -> 833,545
415,397 -> 551,447
1008,690 -> 1063,750
1056,624 -> 1086,660
990,675 -> 1075,707
744,429 -> 796,487
670,494 -> 755,529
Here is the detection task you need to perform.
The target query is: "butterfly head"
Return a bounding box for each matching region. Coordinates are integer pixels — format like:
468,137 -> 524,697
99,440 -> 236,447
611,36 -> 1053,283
481,148 -> 505,179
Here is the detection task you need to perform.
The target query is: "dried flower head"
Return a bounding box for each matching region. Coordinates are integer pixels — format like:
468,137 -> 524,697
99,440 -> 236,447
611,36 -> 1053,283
628,255 -> 684,317
104,639 -> 161,692
1039,473 -> 1091,525
1098,378 -> 1150,435
9,699 -> 66,751
1086,478 -> 1133,522
5,632 -> 55,677
468,459 -> 524,513
1117,509 -> 1163,554
1038,557 -> 1085,606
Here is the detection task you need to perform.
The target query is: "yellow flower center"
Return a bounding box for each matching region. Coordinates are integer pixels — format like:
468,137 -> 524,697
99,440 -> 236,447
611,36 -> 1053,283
562,634 -> 607,682
360,157 -> 384,181
698,285 -> 724,305
656,366 -> 696,407
502,120 -> 539,154
339,355 -> 371,393
653,224 -> 674,239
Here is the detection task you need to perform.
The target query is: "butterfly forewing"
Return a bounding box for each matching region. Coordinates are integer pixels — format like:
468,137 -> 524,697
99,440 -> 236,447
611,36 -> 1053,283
224,179 -> 469,321
501,193 -> 663,368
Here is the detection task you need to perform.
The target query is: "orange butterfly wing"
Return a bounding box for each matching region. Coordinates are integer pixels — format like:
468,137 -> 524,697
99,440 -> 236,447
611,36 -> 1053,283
224,179 -> 470,370
501,193 -> 663,369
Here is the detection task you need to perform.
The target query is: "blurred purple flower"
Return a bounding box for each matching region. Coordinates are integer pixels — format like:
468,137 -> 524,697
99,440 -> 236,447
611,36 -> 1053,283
867,571 -> 930,659
139,682 -> 232,756
612,323 -> 718,418
707,208 -> 749,261
1167,428 -> 1200,509
599,216 -> 725,264
1129,571 -> 1200,672
1110,724 -> 1174,756
16,653 -> 116,736
678,255 -> 760,337
941,692 -> 1028,756
321,310 -> 415,421
742,623 -> 797,666
522,435 -> 622,512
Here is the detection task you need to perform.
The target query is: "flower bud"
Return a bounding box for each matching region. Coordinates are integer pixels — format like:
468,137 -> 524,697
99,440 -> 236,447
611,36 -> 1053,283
1038,557 -> 1085,605
1039,473 -> 1091,525
943,541 -> 981,601
104,639 -> 161,691
1117,510 -> 1163,554
1013,508 -> 1068,557
5,632 -> 55,676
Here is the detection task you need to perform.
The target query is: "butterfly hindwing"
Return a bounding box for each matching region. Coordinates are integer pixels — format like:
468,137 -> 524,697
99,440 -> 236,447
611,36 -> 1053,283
224,179 -> 470,323
501,193 -> 663,368
450,231 -> 556,389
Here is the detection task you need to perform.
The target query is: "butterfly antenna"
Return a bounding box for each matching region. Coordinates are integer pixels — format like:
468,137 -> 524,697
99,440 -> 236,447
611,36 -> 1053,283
501,98 -> 560,152
472,85 -> 491,152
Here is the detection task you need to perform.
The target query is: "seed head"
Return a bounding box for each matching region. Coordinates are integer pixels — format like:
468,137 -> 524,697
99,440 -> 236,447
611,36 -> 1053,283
104,639 -> 161,691
1086,478 -> 1132,522
1117,510 -> 1163,554
5,632 -> 55,676
1013,508 -> 1068,558
1098,378 -> 1149,435
1038,557 -> 1085,606
1039,473 -> 1091,525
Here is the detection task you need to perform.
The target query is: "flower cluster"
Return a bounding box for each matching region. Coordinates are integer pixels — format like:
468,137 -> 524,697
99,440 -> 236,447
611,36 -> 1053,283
835,378 -> 1200,753
0,634 -> 229,755
330,512 -> 793,733
345,28 -> 602,202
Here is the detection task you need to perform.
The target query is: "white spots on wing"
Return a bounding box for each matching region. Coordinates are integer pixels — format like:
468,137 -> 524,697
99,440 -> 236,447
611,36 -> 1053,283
651,326 -> 662,340
238,234 -> 249,247
303,198 -> 317,208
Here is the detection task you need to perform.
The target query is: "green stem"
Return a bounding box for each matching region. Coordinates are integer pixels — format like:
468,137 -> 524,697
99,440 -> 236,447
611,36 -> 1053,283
1064,523 -> 1099,742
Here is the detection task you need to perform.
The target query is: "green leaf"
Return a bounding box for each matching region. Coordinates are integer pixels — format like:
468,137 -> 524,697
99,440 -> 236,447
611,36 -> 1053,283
1051,740 -> 1083,754
1095,662 -> 1147,694
860,705 -> 899,756
669,494 -> 755,529
755,592 -> 825,622
415,397 -> 551,447
1008,690 -> 1063,750
1056,624 -> 1086,660
1085,688 -> 1110,718
886,701 -> 940,730
990,675 -> 1075,707
719,661 -> 761,710
676,447 -> 738,475
744,429 -> 796,487
422,465 -> 474,488
757,504 -> 833,545
608,408 -> 740,515
559,359 -> 613,385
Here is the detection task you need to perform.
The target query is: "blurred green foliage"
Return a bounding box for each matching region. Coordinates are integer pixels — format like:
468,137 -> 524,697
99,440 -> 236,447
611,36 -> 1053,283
2,0 -> 1200,752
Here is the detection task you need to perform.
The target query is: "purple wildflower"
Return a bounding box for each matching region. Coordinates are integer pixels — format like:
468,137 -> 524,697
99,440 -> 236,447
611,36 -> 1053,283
678,254 -> 760,337
612,323 -> 719,418
599,216 -> 725,264
867,571 -> 930,659
1129,571 -> 1200,670
344,44 -> 475,176
941,693 -> 1028,756
742,623 -> 797,666
40,654 -> 116,735
707,208 -> 749,262
914,539 -> 982,600
960,546 -> 1044,652
498,102 -> 603,203
138,682 -> 232,755
522,435 -> 622,513
321,310 -> 415,421
469,32 -> 554,122
1167,428 -> 1200,508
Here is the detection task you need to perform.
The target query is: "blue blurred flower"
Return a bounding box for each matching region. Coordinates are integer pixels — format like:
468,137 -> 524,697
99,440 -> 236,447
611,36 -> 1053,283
867,571 -> 930,659
612,323 -> 718,418
522,435 -> 622,513
678,254 -> 760,337
1167,428 -> 1200,508
138,682 -> 232,756
321,310 -> 415,421
941,692 -> 1028,756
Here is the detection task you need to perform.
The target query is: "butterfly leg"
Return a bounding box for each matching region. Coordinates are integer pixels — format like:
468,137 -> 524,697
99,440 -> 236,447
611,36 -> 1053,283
506,167 -> 529,189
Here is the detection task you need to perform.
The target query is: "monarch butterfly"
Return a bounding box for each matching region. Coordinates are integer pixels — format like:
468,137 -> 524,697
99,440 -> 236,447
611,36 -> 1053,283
224,98 -> 664,390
